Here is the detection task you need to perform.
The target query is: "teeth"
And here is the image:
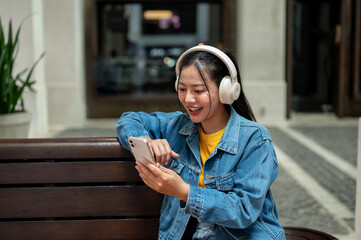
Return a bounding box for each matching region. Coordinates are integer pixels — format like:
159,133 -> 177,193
189,107 -> 201,111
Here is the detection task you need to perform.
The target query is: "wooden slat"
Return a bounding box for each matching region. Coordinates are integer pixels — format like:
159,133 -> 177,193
0,137 -> 132,160
0,219 -> 159,240
0,186 -> 163,219
0,161 -> 140,184
284,226 -> 338,240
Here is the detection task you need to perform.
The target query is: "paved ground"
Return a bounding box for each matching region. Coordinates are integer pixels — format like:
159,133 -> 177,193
268,114 -> 359,240
53,113 -> 360,240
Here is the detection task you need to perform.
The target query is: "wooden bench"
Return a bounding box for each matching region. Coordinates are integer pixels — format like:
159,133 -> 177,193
0,137 -> 338,240
284,226 -> 338,240
0,137 -> 163,240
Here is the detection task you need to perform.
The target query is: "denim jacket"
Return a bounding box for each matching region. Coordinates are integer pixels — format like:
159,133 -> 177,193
116,107 -> 285,240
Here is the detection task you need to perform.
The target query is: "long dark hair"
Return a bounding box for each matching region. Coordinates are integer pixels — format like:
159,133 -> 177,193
177,49 -> 256,122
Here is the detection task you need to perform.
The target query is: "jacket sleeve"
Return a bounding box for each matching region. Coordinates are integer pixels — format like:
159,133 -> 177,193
182,137 -> 278,229
116,111 -> 181,150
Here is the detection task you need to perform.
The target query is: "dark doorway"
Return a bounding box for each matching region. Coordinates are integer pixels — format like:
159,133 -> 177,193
290,0 -> 341,113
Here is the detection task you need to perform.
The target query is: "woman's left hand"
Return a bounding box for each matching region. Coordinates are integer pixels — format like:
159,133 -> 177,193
135,160 -> 189,202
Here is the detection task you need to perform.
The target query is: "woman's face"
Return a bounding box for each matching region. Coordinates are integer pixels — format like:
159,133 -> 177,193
178,65 -> 227,131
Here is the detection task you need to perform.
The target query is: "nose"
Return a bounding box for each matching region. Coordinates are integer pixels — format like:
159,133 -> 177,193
184,91 -> 196,103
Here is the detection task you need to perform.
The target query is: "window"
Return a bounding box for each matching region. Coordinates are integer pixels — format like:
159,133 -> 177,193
95,1 -> 222,96
85,0 -> 236,118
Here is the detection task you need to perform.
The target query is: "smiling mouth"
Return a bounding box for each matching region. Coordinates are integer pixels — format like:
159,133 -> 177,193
187,107 -> 203,115
189,107 -> 201,112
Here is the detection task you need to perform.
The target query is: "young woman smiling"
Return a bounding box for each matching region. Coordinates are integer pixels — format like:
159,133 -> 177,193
116,45 -> 285,240
177,62 -> 229,134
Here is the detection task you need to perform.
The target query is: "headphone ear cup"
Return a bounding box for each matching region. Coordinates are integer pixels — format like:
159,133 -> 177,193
219,76 -> 232,104
175,77 -> 179,92
232,82 -> 241,101
219,76 -> 241,104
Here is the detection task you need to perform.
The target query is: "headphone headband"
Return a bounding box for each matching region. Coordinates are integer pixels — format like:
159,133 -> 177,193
175,45 -> 238,82
175,45 -> 241,104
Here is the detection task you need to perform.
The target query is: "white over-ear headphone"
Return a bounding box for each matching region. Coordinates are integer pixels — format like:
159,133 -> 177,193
175,45 -> 241,104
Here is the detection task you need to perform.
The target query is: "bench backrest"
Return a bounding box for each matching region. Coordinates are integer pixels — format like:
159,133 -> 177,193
0,137 -> 163,240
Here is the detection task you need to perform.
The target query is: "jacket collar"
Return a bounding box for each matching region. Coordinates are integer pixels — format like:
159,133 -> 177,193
179,106 -> 240,154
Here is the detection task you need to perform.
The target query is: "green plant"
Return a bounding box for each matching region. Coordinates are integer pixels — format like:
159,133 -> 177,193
0,18 -> 44,114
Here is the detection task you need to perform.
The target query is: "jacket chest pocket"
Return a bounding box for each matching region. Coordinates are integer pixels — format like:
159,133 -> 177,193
168,158 -> 185,174
206,172 -> 235,192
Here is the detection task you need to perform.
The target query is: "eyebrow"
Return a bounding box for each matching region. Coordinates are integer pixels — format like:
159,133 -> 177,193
179,82 -> 205,87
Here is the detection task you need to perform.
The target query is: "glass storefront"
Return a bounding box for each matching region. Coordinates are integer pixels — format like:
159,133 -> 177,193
94,1 -> 222,96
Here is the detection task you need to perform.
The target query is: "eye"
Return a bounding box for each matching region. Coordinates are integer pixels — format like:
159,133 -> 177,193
178,87 -> 186,92
195,87 -> 207,94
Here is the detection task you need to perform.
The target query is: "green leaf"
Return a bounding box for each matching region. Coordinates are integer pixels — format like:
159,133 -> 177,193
0,18 -> 44,114
0,18 -> 5,50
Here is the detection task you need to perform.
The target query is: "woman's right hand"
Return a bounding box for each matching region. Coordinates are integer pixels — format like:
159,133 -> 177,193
139,137 -> 179,165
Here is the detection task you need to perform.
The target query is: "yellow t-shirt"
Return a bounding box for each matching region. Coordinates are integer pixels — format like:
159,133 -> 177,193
198,127 -> 225,188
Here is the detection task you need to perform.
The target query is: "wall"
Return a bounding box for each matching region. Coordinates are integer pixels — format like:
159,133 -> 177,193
237,0 -> 286,123
42,0 -> 86,132
0,0 -> 86,136
0,0 -> 47,137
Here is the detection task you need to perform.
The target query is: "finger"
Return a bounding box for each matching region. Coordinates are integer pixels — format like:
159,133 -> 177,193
141,158 -> 154,168
135,165 -> 147,183
150,143 -> 162,164
136,164 -> 159,187
136,161 -> 154,177
135,162 -> 147,176
161,140 -> 173,165
151,142 -> 168,165
139,166 -> 161,193
137,170 -> 157,190
156,162 -> 173,174
146,161 -> 168,178
141,160 -> 166,178
155,141 -> 168,164
171,150 -> 180,159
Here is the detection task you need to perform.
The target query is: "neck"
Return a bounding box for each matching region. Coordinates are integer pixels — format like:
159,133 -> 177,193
201,106 -> 230,134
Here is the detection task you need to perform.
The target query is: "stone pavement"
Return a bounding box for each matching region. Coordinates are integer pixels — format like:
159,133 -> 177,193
53,113 -> 360,240
267,114 -> 359,240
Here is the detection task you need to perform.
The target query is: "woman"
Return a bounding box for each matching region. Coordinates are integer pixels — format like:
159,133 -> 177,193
116,45 -> 285,240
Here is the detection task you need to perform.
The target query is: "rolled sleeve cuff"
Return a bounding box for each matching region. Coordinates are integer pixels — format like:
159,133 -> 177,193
129,131 -> 151,138
181,184 -> 203,218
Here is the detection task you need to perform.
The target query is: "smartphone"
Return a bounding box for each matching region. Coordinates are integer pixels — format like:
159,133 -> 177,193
128,137 -> 155,164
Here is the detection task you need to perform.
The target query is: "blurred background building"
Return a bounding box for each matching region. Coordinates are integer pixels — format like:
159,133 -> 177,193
0,0 -> 360,137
